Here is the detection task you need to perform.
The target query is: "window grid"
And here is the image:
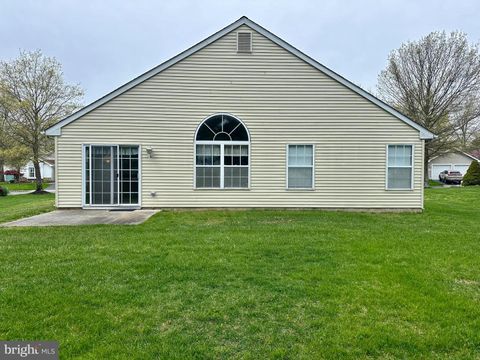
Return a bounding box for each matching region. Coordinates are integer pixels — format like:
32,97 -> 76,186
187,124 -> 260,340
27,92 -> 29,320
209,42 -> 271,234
387,144 -> 413,190
287,145 -> 314,189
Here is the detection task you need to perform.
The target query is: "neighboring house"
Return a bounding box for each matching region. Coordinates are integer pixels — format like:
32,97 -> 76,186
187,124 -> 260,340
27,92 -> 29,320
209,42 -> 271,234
45,17 -> 434,210
21,157 -> 55,181
428,151 -> 479,180
2,156 -> 55,181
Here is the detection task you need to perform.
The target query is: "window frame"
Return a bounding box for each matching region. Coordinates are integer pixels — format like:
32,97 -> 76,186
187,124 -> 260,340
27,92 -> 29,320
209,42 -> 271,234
385,144 -> 414,191
194,141 -> 250,190
28,166 -> 35,178
286,144 -> 315,190
193,113 -> 250,190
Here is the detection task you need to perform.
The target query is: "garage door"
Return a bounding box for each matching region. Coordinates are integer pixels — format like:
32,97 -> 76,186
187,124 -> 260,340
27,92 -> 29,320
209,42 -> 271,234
453,164 -> 470,176
431,165 -> 451,180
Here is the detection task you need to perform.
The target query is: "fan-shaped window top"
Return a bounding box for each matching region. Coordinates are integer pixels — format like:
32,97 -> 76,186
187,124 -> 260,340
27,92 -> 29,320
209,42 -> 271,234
196,114 -> 249,141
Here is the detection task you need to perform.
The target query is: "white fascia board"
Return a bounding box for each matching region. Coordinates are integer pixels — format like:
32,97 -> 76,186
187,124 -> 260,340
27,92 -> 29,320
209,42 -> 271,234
46,16 -> 435,140
429,150 -> 480,163
461,151 -> 480,161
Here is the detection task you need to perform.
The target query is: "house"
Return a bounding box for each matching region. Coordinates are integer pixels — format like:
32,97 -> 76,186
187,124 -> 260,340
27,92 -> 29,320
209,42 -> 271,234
45,17 -> 434,210
22,155 -> 55,181
428,151 -> 479,180
2,155 -> 54,181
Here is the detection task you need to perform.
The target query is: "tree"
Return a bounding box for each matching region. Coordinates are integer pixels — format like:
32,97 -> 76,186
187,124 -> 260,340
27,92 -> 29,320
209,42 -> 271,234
0,87 -> 14,182
0,112 -> 6,182
454,98 -> 480,149
0,50 -> 83,193
462,160 -> 480,186
468,131 -> 480,152
0,145 -> 30,181
377,31 -> 480,185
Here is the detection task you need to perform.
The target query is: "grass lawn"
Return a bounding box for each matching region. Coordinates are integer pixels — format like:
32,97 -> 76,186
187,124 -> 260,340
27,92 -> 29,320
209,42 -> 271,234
428,179 -> 443,187
0,188 -> 479,358
0,181 -> 51,191
0,193 -> 55,223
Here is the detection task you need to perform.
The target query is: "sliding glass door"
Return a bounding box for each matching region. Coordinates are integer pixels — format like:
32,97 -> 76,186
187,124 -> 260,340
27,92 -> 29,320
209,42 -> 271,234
84,145 -> 139,206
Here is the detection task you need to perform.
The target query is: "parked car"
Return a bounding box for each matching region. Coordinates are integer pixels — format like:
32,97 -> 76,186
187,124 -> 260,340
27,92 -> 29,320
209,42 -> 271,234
439,170 -> 463,184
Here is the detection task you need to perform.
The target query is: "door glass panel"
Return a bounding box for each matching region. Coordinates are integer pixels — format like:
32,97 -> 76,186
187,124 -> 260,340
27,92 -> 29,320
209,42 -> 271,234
90,146 -> 113,205
85,146 -> 90,204
119,145 -> 139,204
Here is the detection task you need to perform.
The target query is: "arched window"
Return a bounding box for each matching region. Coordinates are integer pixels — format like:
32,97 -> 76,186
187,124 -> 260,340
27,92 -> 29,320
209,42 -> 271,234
195,114 -> 250,188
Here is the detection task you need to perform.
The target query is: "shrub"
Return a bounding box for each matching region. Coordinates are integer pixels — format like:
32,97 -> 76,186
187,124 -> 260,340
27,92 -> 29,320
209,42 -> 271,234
462,161 -> 480,186
0,186 -> 9,196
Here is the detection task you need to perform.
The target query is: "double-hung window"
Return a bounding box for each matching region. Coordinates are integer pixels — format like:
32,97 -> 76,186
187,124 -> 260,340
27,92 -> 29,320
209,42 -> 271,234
195,114 -> 250,189
287,145 -> 314,189
387,145 -> 413,189
223,144 -> 249,188
195,144 -> 221,188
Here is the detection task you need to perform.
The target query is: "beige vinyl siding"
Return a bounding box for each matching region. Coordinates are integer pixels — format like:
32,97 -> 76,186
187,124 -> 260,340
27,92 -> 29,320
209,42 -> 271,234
56,25 -> 424,209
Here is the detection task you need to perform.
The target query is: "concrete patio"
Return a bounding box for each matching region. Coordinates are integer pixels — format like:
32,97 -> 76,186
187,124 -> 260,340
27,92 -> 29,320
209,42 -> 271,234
2,209 -> 159,227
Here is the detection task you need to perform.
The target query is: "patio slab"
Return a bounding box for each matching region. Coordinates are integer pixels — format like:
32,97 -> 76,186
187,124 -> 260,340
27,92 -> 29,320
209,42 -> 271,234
2,209 -> 159,227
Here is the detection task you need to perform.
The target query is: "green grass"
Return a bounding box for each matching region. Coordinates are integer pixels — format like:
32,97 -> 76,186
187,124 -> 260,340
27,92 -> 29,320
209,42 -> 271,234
0,181 -> 51,191
1,188 -> 480,358
428,179 -> 443,187
0,193 -> 55,223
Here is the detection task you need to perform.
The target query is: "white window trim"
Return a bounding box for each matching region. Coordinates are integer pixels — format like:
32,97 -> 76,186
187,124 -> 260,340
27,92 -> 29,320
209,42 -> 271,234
81,143 -> 142,209
236,31 -> 253,53
193,113 -> 251,190
194,141 -> 250,190
286,144 -> 315,190
386,144 -> 415,191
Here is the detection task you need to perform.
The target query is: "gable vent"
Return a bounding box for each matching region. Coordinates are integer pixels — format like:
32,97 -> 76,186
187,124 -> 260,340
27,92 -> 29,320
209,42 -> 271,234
237,32 -> 252,53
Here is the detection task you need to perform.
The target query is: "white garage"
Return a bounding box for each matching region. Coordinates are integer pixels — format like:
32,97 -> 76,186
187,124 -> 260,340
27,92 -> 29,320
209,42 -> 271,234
428,151 -> 479,180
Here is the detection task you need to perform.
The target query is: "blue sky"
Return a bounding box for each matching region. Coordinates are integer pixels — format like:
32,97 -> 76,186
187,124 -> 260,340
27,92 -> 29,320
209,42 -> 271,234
1,0 -> 479,104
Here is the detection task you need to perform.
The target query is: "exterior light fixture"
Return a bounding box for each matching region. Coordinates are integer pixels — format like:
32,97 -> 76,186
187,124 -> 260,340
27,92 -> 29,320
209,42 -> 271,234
146,147 -> 154,158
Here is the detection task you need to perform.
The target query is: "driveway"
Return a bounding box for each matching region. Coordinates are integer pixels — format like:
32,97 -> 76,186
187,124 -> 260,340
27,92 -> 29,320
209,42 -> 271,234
2,209 -> 159,227
9,182 -> 56,196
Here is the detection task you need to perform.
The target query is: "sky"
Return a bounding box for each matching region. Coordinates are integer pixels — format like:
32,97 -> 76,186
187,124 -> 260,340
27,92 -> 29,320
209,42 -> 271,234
1,0 -> 479,105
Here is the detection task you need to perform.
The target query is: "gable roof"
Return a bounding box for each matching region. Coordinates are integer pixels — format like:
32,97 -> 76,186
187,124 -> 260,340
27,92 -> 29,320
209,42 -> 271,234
470,149 -> 480,159
45,16 -> 435,139
429,150 -> 480,162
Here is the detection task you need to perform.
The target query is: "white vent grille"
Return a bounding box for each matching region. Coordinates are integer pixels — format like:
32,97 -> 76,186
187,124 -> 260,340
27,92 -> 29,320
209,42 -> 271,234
237,32 -> 252,53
